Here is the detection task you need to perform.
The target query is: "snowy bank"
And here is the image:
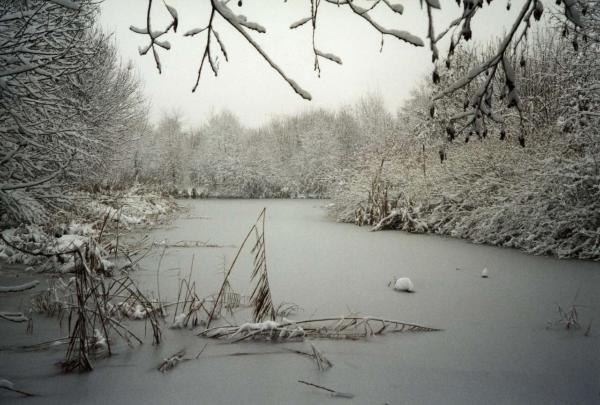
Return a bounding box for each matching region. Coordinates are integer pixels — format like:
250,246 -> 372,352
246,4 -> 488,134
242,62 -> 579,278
331,141 -> 600,262
0,186 -> 179,272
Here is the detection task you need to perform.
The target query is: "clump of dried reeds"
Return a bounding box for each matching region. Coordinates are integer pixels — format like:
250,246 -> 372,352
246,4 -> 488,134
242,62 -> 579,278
206,208 -> 275,328
546,289 -> 593,336
168,254 -> 246,330
249,208 -> 275,323
170,256 -> 209,329
59,244 -> 163,372
547,304 -> 583,331
16,216 -> 164,373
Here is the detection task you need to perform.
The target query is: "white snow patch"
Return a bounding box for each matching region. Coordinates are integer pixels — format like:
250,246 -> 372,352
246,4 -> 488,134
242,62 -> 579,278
171,313 -> 188,329
92,329 -> 107,350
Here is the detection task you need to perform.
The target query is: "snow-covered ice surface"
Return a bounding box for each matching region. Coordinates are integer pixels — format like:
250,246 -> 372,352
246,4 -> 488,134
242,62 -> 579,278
1,200 -> 599,404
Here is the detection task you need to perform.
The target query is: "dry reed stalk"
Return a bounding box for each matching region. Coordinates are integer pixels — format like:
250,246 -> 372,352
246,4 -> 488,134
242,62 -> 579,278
298,380 -> 354,399
584,321 -> 592,337
310,343 -> 333,371
157,343 -> 208,373
152,240 -> 234,248
173,254 -> 195,323
58,240 -> 163,372
155,246 -> 167,318
169,255 -> 219,329
199,316 -> 440,342
158,349 -> 186,372
275,302 -> 301,318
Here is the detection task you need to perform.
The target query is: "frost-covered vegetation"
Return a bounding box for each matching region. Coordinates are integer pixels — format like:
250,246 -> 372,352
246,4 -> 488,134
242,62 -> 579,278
0,186 -> 177,272
331,24 -> 600,260
0,1 -> 180,274
132,95 -> 397,199
0,0 -> 149,227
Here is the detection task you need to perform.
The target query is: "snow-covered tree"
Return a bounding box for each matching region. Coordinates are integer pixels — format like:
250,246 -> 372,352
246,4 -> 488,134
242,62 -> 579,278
0,1 -> 148,225
155,112 -> 186,186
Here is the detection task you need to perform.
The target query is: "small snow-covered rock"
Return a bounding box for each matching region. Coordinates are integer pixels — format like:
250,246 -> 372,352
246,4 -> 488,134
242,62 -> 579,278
393,277 -> 414,292
481,267 -> 489,278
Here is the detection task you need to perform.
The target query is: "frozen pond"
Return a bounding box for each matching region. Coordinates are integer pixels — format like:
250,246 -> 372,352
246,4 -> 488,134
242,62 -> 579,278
1,199 -> 599,404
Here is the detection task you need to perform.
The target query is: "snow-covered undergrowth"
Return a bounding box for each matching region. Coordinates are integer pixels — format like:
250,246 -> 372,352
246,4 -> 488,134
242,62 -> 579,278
0,185 -> 179,272
84,185 -> 176,227
331,138 -> 600,261
0,224 -> 94,272
173,185 -> 328,200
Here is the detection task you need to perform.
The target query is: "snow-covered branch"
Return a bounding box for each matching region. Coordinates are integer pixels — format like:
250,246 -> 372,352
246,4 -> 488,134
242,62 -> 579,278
129,0 -> 178,73
212,0 -> 312,100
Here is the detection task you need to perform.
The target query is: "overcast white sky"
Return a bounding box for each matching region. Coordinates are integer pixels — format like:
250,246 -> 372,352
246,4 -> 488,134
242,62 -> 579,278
99,0 -> 522,129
